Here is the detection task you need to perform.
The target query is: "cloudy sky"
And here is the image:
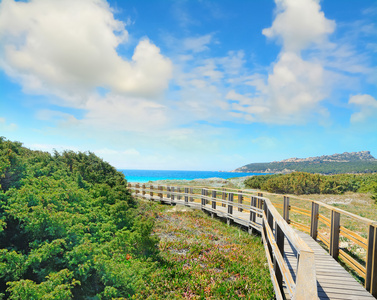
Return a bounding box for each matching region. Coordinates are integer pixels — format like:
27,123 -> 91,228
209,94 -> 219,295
1,0 -> 376,171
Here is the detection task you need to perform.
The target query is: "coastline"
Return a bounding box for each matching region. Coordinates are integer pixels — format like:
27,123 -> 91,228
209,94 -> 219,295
143,176 -> 256,189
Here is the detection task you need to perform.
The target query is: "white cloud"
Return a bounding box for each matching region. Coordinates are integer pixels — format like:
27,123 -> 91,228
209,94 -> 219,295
349,94 -> 377,123
26,143 -> 80,152
228,0 -> 333,124
35,109 -> 75,122
0,117 -> 17,131
82,93 -> 169,132
0,0 -> 172,103
183,34 -> 212,53
262,0 -> 335,52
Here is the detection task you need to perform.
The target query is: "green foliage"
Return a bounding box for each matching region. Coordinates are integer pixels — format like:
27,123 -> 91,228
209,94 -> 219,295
6,269 -> 79,300
245,172 -> 377,195
0,137 -> 159,299
132,203 -> 274,299
238,160 -> 377,175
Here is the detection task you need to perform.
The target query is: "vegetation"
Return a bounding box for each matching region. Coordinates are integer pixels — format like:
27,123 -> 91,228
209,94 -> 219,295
245,172 -> 377,197
1,137 -> 274,299
236,160 -> 377,174
235,151 -> 377,175
0,137 -> 159,299
133,202 -> 274,299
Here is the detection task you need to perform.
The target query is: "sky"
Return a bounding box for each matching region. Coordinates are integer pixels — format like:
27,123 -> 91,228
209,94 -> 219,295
0,0 -> 377,171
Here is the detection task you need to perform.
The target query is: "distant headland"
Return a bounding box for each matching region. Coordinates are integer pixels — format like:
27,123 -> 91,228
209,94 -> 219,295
232,151 -> 377,175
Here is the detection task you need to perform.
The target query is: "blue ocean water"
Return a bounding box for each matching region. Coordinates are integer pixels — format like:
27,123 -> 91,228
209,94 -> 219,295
120,169 -> 264,183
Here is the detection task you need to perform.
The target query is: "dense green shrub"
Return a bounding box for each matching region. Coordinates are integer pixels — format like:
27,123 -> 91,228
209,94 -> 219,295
244,172 -> 377,195
0,137 -> 159,299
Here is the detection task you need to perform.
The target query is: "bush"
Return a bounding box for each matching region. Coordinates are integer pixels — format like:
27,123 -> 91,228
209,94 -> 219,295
244,172 -> 377,195
0,137 -> 159,299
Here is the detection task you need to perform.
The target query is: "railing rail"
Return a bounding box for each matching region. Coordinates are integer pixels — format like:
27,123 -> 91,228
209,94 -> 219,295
128,182 -> 318,300
211,186 -> 377,297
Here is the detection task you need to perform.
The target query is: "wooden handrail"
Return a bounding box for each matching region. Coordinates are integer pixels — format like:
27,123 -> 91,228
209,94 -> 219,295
181,184 -> 377,295
128,183 -> 318,299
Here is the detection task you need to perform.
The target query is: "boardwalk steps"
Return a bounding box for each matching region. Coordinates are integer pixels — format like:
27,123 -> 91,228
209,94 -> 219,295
128,183 -> 377,300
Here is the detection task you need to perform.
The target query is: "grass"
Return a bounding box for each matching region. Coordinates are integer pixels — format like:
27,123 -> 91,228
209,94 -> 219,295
133,200 -> 274,300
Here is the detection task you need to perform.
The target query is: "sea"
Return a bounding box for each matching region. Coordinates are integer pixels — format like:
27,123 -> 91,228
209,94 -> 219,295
120,169 -> 263,183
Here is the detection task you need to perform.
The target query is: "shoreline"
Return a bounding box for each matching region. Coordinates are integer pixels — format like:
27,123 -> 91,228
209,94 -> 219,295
143,175 -> 256,189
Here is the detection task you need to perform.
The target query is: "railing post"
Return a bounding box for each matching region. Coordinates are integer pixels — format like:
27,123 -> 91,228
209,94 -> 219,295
158,185 -> 163,201
189,187 -> 193,202
176,187 -> 180,200
365,223 -> 377,296
184,187 -> 189,205
258,193 -> 264,211
211,190 -> 217,218
171,187 -> 175,201
283,196 -> 290,222
293,251 -> 317,299
227,193 -> 233,225
150,184 -> 153,199
142,184 -> 146,196
263,204 -> 273,262
135,183 -> 139,195
238,190 -> 243,212
166,186 -> 171,199
250,196 -> 256,222
222,188 -> 226,207
201,188 -> 206,209
330,210 -> 340,259
310,202 -> 319,240
267,208 -> 274,233
275,222 -> 284,294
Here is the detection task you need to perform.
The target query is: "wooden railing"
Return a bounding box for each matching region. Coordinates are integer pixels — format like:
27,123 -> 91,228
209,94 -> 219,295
205,186 -> 377,297
128,183 -> 318,300
276,194 -> 377,296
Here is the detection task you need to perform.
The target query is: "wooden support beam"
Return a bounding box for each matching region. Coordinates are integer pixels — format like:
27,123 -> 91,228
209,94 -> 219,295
275,222 -> 284,294
177,187 -> 181,200
211,190 -> 217,218
135,183 -> 139,195
283,196 -> 290,222
184,187 -> 189,204
201,188 -> 206,208
211,190 -> 217,210
166,186 -> 171,199
365,224 -> 377,297
222,189 -> 226,207
238,190 -> 243,212
310,202 -> 319,240
227,193 -> 233,225
171,187 -> 175,201
142,184 -> 146,195
250,196 -> 256,223
257,193 -> 264,211
330,210 -> 340,260
189,187 -> 193,202
249,196 -> 258,235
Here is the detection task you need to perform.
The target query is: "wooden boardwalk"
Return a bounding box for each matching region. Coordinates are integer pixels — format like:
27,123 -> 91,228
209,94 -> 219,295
285,230 -> 374,300
132,188 -> 376,300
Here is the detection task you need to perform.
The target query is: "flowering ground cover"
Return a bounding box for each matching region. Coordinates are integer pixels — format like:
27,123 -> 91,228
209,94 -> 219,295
133,201 -> 274,299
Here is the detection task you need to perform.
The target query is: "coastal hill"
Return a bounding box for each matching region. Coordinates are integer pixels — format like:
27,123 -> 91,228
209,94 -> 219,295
233,151 -> 377,174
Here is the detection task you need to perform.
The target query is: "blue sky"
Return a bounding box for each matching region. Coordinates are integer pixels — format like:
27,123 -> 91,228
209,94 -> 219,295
0,0 -> 376,171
